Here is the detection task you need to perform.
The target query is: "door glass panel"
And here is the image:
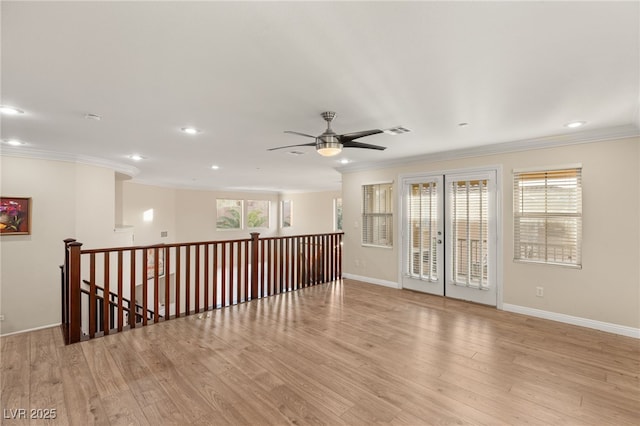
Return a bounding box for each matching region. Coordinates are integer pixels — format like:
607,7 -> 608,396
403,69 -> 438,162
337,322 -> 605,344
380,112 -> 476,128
450,179 -> 489,289
407,182 -> 438,282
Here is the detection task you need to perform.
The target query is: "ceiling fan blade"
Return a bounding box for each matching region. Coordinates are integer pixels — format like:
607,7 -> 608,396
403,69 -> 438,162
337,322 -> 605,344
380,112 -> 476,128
267,142 -> 316,151
284,130 -> 317,139
338,129 -> 383,142
342,140 -> 386,150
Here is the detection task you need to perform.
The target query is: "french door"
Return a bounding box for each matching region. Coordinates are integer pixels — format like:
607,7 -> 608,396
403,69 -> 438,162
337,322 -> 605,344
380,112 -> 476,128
401,170 -> 498,306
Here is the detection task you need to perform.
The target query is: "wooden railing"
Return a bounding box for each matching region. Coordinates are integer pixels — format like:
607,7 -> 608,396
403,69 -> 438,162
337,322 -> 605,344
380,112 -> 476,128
61,232 -> 343,344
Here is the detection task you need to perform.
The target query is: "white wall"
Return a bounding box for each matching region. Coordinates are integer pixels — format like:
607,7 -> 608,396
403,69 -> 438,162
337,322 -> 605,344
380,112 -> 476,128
278,190 -> 342,236
121,182 -> 177,246
341,137 -> 640,330
0,159 -> 339,335
0,157 -> 124,335
173,188 -> 280,242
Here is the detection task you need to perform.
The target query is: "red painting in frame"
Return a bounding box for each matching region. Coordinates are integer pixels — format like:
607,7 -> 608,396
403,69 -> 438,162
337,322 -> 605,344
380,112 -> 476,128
0,197 -> 31,235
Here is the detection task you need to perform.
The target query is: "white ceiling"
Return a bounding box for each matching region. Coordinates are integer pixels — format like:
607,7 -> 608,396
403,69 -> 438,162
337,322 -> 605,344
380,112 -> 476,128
2,1 -> 638,192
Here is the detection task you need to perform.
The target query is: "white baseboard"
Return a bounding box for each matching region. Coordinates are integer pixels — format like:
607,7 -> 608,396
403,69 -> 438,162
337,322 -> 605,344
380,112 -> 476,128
502,304 -> 639,339
343,273 -> 400,289
0,322 -> 61,338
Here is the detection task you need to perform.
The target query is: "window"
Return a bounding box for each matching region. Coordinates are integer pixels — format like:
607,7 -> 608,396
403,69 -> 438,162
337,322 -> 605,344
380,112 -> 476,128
247,200 -> 270,228
216,199 -> 242,230
281,200 -> 292,228
334,197 -> 343,231
513,167 -> 582,267
362,183 -> 393,247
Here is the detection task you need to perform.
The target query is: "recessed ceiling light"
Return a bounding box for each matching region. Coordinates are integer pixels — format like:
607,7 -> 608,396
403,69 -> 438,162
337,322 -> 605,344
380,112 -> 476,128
181,127 -> 201,135
84,113 -> 102,121
4,139 -> 25,146
565,121 -> 586,129
129,154 -> 144,161
0,106 -> 24,115
210,165 -> 220,170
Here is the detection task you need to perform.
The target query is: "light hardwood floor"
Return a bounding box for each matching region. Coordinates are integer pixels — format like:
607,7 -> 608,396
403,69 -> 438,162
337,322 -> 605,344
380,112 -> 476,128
1,279 -> 639,425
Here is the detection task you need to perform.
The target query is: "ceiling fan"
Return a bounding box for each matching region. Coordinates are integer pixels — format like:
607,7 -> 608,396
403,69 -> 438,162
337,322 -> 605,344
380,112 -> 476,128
268,111 -> 410,157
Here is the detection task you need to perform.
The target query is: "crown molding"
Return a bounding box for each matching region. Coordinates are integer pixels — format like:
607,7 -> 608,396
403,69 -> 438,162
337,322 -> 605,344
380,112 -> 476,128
337,124 -> 640,174
0,146 -> 140,177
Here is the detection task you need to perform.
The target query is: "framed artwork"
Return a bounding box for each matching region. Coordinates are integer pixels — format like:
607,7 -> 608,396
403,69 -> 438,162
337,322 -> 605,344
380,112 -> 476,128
146,248 -> 165,278
0,197 -> 31,235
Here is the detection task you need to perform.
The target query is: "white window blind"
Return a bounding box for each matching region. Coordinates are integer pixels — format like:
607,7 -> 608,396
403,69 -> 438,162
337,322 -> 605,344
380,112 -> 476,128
362,183 -> 393,247
450,179 -> 489,288
513,167 -> 582,267
407,182 -> 438,281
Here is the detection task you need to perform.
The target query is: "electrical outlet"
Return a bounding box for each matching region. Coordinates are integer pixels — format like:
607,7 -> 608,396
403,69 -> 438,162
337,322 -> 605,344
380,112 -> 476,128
0,314 -> 5,321
536,287 -> 544,297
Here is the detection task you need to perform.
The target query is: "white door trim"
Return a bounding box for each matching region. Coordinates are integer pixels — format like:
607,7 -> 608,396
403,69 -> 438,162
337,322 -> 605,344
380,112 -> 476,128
397,165 -> 503,309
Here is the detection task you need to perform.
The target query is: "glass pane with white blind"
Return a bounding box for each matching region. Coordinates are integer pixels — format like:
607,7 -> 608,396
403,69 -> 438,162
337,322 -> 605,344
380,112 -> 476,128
362,183 -> 393,247
449,179 -> 489,288
407,182 -> 438,281
513,168 -> 582,267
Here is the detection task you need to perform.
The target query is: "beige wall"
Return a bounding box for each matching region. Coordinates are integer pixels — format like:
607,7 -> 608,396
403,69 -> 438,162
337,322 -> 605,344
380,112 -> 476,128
0,157 -> 125,334
278,190 -> 342,236
0,158 -> 339,335
342,137 -> 640,329
173,188 -> 280,242
121,182 -> 177,246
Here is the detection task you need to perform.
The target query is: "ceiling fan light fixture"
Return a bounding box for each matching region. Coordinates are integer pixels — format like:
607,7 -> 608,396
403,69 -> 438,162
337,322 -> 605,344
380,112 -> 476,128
317,141 -> 342,157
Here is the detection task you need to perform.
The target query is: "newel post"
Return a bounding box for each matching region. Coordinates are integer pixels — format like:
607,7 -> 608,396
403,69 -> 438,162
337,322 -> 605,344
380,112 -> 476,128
62,239 -> 76,344
250,232 -> 260,300
68,241 -> 83,344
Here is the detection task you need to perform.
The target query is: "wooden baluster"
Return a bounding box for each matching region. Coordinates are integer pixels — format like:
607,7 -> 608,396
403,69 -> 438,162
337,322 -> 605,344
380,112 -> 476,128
331,234 -> 336,281
213,243 -> 218,309
195,245 -> 201,313
204,244 -> 210,311
103,252 -> 110,334
250,233 -> 259,300
117,251 -> 124,331
130,250 -> 136,327
89,253 -> 96,338
261,239 -> 266,297
267,239 -> 273,296
165,247 -> 171,319
244,240 -> 249,302
277,238 -> 283,293
142,249 -> 148,325
153,247 -> 160,323
338,233 -> 343,279
185,245 -> 191,315
284,238 -> 288,291
221,243 -> 227,307
175,246 -> 181,318
236,241 -> 241,304
285,238 -> 291,291
229,242 -> 238,305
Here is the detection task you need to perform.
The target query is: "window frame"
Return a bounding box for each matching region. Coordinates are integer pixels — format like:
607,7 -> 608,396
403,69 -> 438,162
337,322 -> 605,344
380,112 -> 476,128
362,182 -> 394,248
246,200 -> 270,229
513,165 -> 582,268
334,197 -> 343,232
281,200 -> 293,229
216,199 -> 243,231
